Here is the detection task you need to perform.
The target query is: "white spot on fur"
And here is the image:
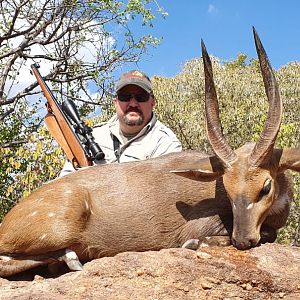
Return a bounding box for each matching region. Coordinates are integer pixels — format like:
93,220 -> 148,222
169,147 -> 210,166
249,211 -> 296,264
65,190 -> 72,194
247,203 -> 254,210
40,234 -> 47,240
48,212 -> 55,218
34,197 -> 44,203
45,189 -> 54,192
0,255 -> 12,261
30,211 -> 38,217
85,201 -> 89,211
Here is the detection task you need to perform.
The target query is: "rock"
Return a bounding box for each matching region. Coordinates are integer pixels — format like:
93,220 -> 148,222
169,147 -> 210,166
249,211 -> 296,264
0,243 -> 299,300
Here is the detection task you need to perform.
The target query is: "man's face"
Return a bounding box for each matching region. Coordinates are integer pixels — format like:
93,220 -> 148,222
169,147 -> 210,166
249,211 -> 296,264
114,84 -> 155,133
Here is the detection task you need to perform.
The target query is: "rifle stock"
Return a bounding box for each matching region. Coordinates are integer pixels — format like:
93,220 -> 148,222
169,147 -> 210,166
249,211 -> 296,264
31,64 -> 92,168
44,113 -> 75,161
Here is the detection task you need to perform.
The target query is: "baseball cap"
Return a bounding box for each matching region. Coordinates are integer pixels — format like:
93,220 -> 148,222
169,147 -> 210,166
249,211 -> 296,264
115,70 -> 153,94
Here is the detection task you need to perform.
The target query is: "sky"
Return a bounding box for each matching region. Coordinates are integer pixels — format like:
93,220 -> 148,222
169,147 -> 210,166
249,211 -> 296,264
124,0 -> 300,78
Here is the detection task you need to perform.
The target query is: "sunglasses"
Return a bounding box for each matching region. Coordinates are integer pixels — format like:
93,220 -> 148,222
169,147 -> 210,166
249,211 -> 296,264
117,93 -> 150,103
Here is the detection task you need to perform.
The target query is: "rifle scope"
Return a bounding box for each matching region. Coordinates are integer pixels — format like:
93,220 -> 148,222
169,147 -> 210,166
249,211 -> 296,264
62,99 -> 105,161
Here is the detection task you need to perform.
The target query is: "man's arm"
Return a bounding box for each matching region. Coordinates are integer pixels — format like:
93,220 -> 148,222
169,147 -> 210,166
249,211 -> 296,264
59,160 -> 76,177
149,121 -> 182,158
151,134 -> 182,158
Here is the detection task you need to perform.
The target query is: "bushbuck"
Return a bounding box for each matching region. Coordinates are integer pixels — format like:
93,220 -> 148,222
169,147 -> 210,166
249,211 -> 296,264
0,28 -> 299,278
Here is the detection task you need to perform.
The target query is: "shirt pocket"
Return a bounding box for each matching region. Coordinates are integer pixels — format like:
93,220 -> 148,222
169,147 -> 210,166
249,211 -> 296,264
121,143 -> 150,161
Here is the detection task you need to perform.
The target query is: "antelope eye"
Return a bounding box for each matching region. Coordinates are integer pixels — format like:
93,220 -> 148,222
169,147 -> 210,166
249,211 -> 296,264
259,179 -> 272,198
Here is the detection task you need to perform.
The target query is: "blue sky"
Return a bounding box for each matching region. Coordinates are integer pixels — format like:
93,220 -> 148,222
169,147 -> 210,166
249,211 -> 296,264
125,1 -> 300,78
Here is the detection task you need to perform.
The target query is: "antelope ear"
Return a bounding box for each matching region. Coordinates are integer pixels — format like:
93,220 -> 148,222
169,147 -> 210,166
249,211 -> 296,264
277,148 -> 300,173
171,155 -> 225,182
170,169 -> 224,182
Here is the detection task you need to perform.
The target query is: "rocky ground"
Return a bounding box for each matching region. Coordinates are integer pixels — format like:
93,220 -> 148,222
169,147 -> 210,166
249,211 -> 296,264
0,243 -> 299,299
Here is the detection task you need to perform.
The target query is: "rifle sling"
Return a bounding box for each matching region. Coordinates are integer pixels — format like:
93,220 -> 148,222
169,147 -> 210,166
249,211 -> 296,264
112,135 -> 121,163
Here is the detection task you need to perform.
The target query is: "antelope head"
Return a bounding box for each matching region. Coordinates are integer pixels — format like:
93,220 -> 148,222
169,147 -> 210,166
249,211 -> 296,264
173,27 -> 300,250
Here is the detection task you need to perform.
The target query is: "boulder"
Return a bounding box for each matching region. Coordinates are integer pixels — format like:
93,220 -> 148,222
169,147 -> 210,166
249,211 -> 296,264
0,243 -> 299,299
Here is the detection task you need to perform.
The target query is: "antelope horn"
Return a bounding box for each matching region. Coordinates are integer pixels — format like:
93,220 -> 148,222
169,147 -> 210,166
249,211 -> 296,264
249,27 -> 283,166
201,39 -> 237,168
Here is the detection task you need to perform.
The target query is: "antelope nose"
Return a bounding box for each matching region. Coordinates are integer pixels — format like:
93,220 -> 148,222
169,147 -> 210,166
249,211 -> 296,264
232,238 -> 258,250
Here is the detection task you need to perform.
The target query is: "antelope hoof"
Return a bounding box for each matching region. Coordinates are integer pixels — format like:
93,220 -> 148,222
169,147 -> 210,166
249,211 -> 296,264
59,249 -> 83,271
182,239 -> 200,250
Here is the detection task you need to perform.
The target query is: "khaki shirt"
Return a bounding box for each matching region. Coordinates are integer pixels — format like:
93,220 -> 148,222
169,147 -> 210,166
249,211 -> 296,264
60,113 -> 182,176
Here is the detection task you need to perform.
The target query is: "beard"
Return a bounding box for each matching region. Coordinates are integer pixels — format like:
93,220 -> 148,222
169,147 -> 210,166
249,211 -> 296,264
123,108 -> 144,126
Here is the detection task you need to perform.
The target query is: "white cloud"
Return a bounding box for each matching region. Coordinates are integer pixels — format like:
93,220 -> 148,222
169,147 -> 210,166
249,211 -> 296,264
208,4 -> 219,14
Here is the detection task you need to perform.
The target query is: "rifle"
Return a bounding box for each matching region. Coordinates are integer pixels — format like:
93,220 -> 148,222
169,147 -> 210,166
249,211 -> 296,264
31,63 -> 105,169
